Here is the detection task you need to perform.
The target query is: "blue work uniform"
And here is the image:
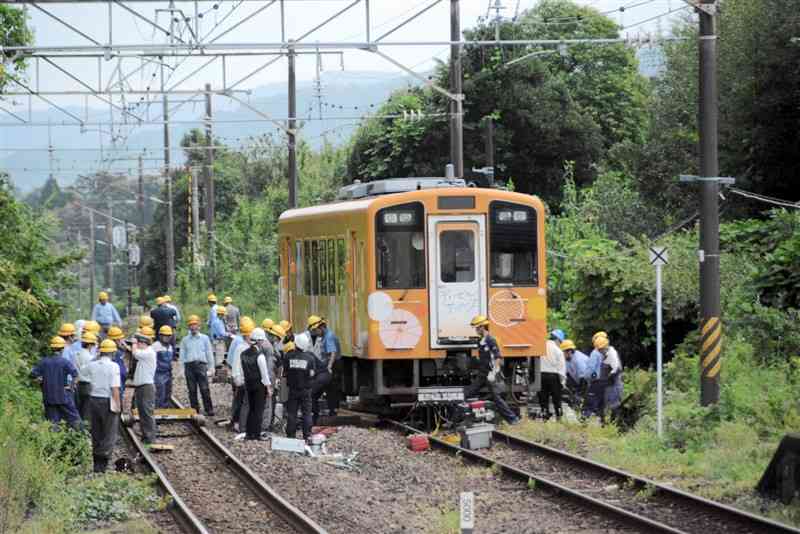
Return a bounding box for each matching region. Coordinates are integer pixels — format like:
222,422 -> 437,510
31,353 -> 81,429
153,341 -> 174,408
91,302 -> 122,329
322,328 -> 342,415
113,348 -> 128,403
209,314 -> 226,341
566,350 -> 591,384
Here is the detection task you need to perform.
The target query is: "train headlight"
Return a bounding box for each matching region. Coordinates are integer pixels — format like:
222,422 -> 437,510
383,211 -> 414,225
513,210 -> 528,222
497,210 -> 513,222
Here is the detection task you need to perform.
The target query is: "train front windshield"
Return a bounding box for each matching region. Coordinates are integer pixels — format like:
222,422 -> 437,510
376,202 -> 426,289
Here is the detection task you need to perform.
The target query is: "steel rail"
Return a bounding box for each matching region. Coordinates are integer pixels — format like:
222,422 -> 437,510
169,397 -> 328,534
493,429 -> 800,534
380,418 -> 687,533
123,427 -> 211,534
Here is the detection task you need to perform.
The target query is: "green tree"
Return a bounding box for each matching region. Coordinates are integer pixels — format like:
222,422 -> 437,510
0,6 -> 33,90
348,0 -> 650,206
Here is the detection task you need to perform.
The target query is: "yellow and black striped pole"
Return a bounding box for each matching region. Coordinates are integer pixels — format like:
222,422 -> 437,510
700,316 -> 722,400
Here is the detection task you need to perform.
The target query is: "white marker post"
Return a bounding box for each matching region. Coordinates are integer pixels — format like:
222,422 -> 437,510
649,246 -> 668,438
460,492 -> 474,534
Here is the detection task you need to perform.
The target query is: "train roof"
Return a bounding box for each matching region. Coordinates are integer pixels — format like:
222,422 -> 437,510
279,179 -> 544,224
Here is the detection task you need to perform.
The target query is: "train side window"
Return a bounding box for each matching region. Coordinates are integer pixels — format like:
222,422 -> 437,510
304,241 -> 312,295
311,240 -> 320,295
489,201 -> 538,286
327,239 -> 336,296
336,239 -> 346,295
319,239 -> 328,295
376,202 -> 426,289
295,241 -> 303,296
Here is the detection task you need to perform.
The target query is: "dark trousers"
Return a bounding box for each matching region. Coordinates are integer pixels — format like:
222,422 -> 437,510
155,372 -> 172,409
244,385 -> 267,439
311,370 -> 331,422
184,361 -> 214,415
232,385 -> 244,424
286,389 -> 313,440
88,396 -> 118,472
326,359 -> 342,414
584,379 -> 606,417
538,372 -> 563,419
76,382 -> 92,419
44,396 -> 81,430
134,383 -> 157,443
464,373 -> 518,423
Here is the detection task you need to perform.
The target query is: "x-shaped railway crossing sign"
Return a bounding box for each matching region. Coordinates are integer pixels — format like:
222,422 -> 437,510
649,247 -> 669,266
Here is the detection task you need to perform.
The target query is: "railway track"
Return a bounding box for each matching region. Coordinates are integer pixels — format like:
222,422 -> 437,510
377,417 -> 799,534
123,398 -> 327,534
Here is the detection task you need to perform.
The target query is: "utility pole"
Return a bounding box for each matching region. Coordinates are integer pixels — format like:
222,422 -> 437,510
106,200 -> 113,293
77,228 -> 83,316
163,1 -> 176,293
485,116 -> 495,181
138,155 -> 146,306
450,0 -> 464,178
204,82 -> 216,291
191,168 -> 200,266
697,0 -> 722,406
125,219 -> 132,317
288,43 -> 298,208
89,209 -> 96,301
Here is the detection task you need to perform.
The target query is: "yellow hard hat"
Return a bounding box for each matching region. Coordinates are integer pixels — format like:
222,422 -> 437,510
223,296 -> 233,305
267,324 -> 286,339
164,295 -> 172,303
560,340 -> 577,352
58,323 -> 76,337
592,331 -> 608,343
49,336 -> 66,350
279,320 -> 292,332
84,321 -> 101,334
240,316 -> 255,329
307,315 -> 324,329
207,293 -> 218,303
159,325 -> 173,336
81,332 -> 98,345
98,291 -> 109,301
107,326 -> 125,341
99,339 -> 117,353
240,320 -> 255,335
138,326 -> 156,339
216,305 -> 226,316
139,315 -> 154,328
470,315 -> 490,328
283,341 -> 296,353
262,318 -> 275,330
156,296 -> 166,305
593,336 -> 609,350
187,315 -> 201,326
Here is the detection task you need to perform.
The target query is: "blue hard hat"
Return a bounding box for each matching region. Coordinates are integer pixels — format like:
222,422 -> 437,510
550,329 -> 566,342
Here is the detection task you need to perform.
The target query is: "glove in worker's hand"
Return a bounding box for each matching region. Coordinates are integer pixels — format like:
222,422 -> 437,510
487,370 -> 496,383
206,369 -> 214,378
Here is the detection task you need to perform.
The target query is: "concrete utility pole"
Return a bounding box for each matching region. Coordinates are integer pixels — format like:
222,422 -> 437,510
125,219 -> 132,317
106,200 -> 113,292
288,43 -> 298,208
190,169 -> 200,266
485,117 -> 495,176
697,0 -> 722,406
89,209 -> 96,301
77,229 -> 83,315
204,82 -> 216,291
450,0 -> 464,178
163,2 -> 176,293
137,155 -> 146,306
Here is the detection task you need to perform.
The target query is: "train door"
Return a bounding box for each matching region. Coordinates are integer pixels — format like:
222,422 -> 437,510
428,214 -> 487,348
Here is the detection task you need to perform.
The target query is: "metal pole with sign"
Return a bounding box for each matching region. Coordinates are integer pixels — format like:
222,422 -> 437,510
649,246 -> 668,438
460,492 -> 474,534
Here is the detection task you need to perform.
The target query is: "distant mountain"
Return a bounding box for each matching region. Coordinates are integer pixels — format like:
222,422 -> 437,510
2,70 -> 419,192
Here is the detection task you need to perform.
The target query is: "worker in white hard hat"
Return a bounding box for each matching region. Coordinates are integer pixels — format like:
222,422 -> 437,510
232,327 -> 272,440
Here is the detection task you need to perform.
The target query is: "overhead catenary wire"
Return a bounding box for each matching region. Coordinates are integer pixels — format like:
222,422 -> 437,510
728,187 -> 800,209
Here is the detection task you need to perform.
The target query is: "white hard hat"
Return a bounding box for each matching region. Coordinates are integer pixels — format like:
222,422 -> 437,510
294,332 -> 312,352
250,327 -> 267,342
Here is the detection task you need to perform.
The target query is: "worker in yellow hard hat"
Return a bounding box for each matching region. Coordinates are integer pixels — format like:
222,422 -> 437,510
465,315 -> 520,425
30,336 -> 81,430
74,331 -> 98,419
210,305 -> 228,368
58,322 -> 80,366
279,320 -> 293,340
92,291 -> 122,333
150,295 -> 178,347
179,314 -> 216,417
206,294 -> 218,330
153,325 -> 176,408
139,315 -> 154,329
163,295 -> 182,325
131,326 -> 158,443
305,315 -> 344,423
587,332 -> 623,423
86,339 -> 123,472
560,339 -> 591,414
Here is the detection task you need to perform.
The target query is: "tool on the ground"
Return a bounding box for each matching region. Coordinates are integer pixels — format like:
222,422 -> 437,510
121,407 -> 205,427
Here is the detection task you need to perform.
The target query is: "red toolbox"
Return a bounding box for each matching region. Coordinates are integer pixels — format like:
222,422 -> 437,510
408,434 -> 430,452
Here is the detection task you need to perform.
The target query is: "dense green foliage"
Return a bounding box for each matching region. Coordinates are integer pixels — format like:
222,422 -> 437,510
0,6 -> 33,91
348,0 -> 649,206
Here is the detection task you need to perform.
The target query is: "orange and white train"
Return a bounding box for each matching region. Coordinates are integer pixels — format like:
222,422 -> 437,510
278,177 -> 547,404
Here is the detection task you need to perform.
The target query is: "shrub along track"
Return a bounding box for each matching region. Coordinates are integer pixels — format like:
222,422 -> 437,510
122,390 -> 325,534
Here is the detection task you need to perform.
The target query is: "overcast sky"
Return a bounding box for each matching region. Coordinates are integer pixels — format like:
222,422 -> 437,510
8,0 -> 683,109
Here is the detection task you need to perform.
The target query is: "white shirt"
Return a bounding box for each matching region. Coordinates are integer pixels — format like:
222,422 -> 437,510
541,339 -> 566,378
603,346 -> 623,374
88,357 -> 121,398
132,345 -> 157,385
75,348 -> 95,382
231,343 -> 271,388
